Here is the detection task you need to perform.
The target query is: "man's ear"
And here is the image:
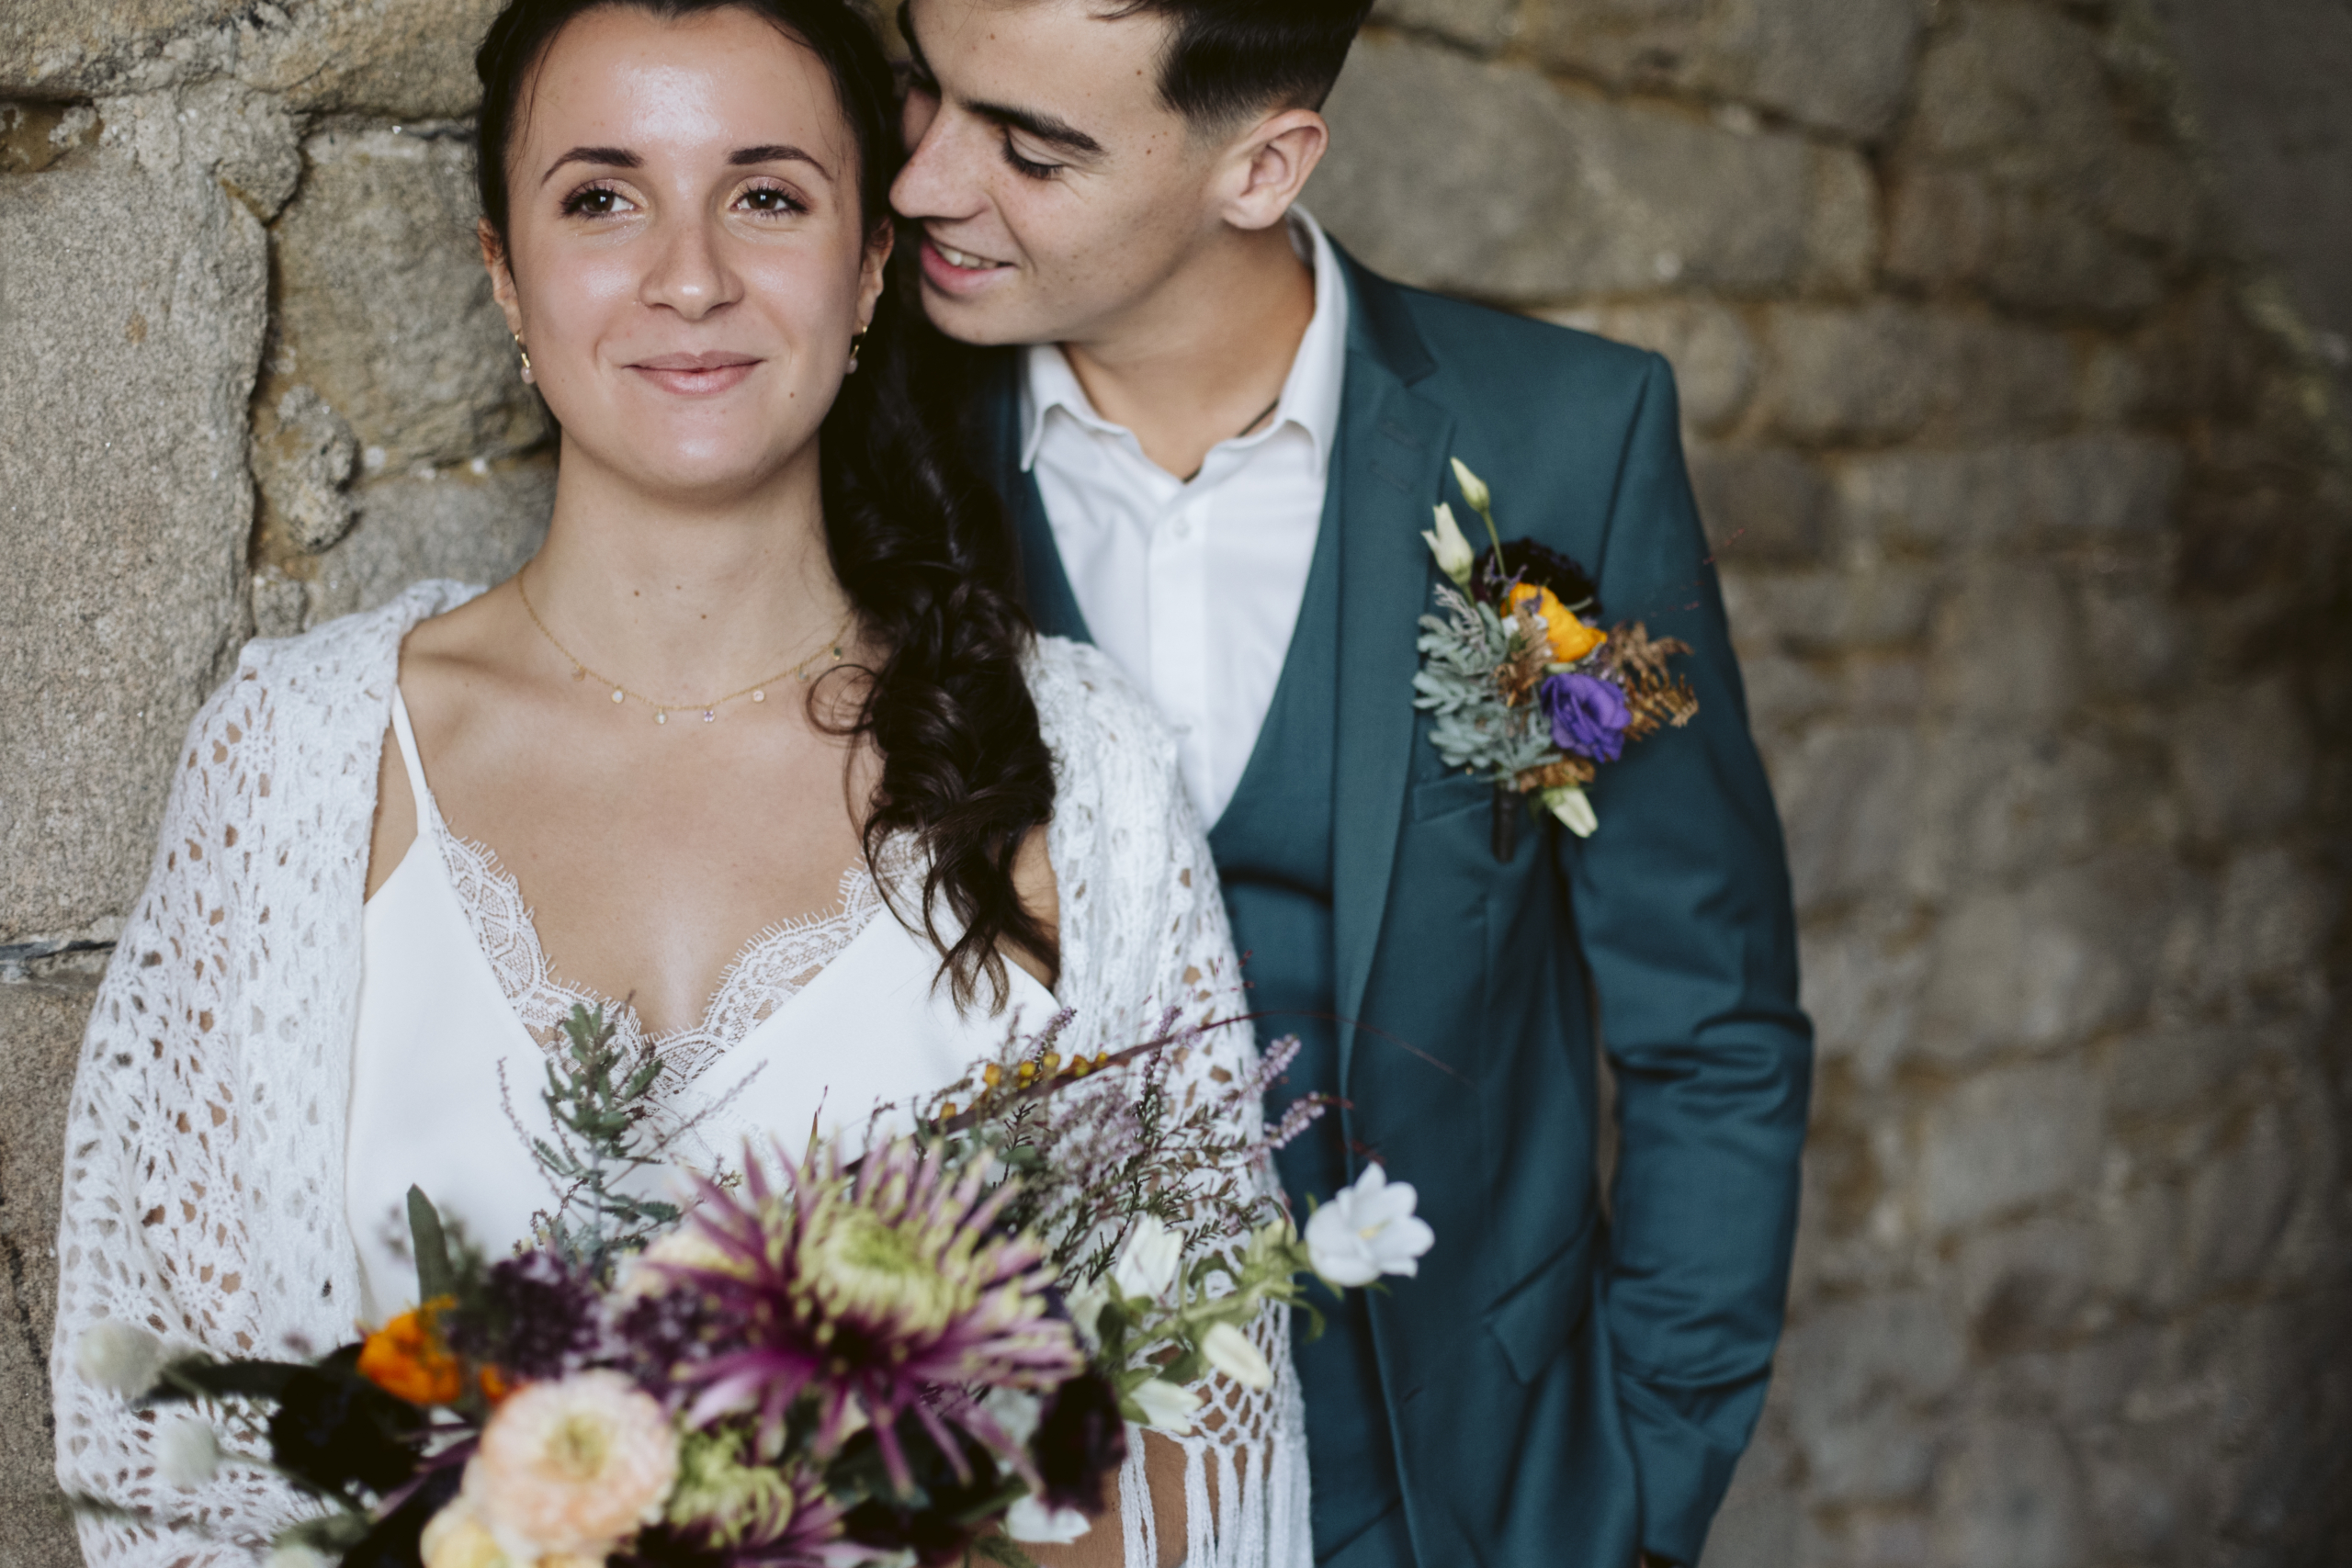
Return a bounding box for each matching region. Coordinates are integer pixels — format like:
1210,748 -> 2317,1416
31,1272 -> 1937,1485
859,218 -> 897,324
480,218 -> 526,338
1216,108 -> 1329,233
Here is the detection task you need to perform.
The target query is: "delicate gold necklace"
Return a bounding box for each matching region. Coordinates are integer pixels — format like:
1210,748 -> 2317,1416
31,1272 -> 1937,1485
514,571 -> 852,726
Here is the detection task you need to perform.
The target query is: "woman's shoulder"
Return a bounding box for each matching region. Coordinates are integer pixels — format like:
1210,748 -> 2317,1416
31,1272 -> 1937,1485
237,580 -> 484,693
1021,635 -> 1180,775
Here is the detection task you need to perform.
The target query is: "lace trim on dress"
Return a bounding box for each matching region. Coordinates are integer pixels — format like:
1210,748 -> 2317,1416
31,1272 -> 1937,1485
423,806 -> 885,1091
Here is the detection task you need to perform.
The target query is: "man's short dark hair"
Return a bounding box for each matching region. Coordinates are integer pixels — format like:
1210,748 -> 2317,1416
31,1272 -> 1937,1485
1105,0 -> 1376,127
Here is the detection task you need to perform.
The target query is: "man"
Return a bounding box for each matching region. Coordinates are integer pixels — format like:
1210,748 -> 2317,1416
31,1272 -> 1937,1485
891,1 -> 1812,1562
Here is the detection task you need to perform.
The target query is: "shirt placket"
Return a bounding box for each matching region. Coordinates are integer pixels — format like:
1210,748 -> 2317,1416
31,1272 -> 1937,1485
1145,479 -> 1216,808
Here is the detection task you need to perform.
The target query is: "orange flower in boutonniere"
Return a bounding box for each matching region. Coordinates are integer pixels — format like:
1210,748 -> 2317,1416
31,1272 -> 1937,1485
1507,583 -> 1607,665
357,1298 -> 465,1405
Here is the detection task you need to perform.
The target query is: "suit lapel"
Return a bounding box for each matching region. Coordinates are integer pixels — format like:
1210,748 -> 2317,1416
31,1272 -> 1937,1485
1330,260 -> 1452,1093
980,353 -> 1095,644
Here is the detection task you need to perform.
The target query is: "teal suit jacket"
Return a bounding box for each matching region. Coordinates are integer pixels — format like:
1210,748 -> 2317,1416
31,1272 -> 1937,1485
982,253 -> 1811,1566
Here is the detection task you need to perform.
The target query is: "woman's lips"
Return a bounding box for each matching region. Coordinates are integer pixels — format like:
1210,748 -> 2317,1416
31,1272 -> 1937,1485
919,234 -> 1012,299
627,354 -> 759,396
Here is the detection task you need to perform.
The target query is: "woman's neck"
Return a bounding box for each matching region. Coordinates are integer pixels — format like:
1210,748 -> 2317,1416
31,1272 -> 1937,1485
518,445 -> 855,706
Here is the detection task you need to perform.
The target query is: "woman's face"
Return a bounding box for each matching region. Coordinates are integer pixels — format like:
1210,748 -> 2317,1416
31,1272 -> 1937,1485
488,5 -> 888,502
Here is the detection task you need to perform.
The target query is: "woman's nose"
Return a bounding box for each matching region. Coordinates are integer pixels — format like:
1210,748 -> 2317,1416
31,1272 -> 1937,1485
639,211 -> 739,319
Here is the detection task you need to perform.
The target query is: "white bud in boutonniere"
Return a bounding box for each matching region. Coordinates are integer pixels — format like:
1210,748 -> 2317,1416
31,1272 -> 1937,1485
1544,784 -> 1599,839
1112,1213 -> 1182,1303
1423,503 -> 1476,587
1449,457 -> 1491,516
1305,1163 -> 1435,1287
1199,1321 -> 1274,1390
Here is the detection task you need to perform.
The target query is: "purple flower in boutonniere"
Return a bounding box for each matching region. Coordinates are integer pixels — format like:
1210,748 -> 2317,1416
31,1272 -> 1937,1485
1541,672 -> 1631,763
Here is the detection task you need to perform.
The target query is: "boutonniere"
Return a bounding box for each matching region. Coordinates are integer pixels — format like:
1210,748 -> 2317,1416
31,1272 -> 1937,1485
1411,458 -> 1698,852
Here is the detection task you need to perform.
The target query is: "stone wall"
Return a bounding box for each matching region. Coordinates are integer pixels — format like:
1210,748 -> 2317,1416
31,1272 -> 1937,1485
3,1 -> 2347,1564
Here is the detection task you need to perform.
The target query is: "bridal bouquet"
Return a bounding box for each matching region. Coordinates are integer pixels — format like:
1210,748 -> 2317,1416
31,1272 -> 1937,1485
1415,458 -> 1699,841
74,1006 -> 1431,1568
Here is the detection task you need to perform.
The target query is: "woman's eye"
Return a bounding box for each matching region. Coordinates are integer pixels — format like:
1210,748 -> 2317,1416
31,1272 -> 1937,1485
560,185 -> 633,219
738,185 -> 808,216
1001,134 -> 1060,181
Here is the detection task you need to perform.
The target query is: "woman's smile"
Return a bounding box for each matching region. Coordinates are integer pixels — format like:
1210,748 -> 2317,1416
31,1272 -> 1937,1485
624,349 -> 763,396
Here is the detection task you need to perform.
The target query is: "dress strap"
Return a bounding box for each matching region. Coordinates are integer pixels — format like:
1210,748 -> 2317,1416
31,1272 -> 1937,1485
386,686 -> 438,826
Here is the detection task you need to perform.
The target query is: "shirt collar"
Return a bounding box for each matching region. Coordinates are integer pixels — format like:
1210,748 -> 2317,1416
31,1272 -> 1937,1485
1019,205 -> 1351,473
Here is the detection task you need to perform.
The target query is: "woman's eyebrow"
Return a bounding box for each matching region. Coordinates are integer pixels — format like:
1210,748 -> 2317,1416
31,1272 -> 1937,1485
543,145 -> 639,184
730,144 -> 832,180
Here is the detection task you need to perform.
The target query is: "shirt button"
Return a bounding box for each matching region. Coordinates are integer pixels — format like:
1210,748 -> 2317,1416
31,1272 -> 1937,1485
1170,518 -> 1193,541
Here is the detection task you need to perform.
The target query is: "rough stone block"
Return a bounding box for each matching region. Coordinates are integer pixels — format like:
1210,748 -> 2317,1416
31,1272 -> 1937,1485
2165,678 -> 2314,844
1696,1419 -> 1800,1568
1832,434 -> 2183,555
1778,1292 -> 1965,1493
266,125 -> 545,484
1907,2 -> 2113,171
1314,36 -> 1840,299
1801,144 -> 1880,293
1958,1217 -> 2098,1351
1798,916 -> 1928,1084
1927,564 -> 2082,721
1769,724 -> 1918,913
0,976 -> 96,1566
3,0 -> 502,118
1528,0 -> 1928,141
1900,730 -> 2113,900
1717,561 -> 1937,654
1917,1061 -> 2104,1231
1756,303 -> 2076,445
1688,446 -> 1826,560
2181,1104 -> 2298,1289
1918,854 -> 2177,1065
0,107 -> 269,942
1368,0 -> 1520,54
1541,300 -> 1758,433
1931,1419 -> 2089,1568
285,459 -> 558,633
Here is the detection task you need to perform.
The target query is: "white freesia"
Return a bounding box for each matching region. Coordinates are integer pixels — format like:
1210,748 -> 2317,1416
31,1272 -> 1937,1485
1450,457 -> 1492,515
1066,1280 -> 1111,1349
1544,784 -> 1599,839
1199,1321 -> 1274,1391
1422,503 -> 1476,587
157,1415 -> 223,1487
1128,1377 -> 1202,1435
1111,1213 -> 1182,1303
1006,1493 -> 1094,1544
1305,1163 -> 1436,1288
75,1321 -> 165,1397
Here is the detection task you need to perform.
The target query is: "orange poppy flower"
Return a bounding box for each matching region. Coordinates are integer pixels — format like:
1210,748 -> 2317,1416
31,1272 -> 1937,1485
357,1301 -> 464,1406
1509,583 -> 1606,665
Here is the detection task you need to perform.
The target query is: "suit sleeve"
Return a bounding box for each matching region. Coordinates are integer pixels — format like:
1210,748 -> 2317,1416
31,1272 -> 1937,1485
1560,355 -> 1813,1565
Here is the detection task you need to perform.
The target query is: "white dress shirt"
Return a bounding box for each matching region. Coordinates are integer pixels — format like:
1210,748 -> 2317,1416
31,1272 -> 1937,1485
1022,208 -> 1349,828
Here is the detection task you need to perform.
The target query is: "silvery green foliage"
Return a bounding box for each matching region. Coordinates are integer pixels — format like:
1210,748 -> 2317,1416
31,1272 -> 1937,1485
1412,586 -> 1551,784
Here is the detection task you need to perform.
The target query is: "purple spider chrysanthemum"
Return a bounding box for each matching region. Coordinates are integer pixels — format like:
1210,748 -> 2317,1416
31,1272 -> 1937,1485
669,1138 -> 1085,1495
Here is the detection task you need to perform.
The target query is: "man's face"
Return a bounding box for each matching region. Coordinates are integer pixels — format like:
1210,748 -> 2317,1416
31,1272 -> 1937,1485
892,0 -> 1230,347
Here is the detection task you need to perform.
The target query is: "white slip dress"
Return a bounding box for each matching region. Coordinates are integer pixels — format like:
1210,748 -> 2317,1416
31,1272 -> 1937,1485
346,687 -> 1057,1320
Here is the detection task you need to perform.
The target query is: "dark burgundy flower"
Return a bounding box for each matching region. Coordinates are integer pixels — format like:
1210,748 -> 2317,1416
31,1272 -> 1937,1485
1472,539 -> 1600,620
266,1351 -> 424,1495
1033,1370 -> 1127,1513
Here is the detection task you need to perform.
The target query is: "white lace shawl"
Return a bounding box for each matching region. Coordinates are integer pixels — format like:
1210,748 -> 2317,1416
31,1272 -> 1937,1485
51,580 -> 1309,1568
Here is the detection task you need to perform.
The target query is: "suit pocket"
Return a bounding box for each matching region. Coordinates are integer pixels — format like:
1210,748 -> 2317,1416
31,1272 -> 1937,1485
1482,1209 -> 1599,1385
1409,773 -> 1491,822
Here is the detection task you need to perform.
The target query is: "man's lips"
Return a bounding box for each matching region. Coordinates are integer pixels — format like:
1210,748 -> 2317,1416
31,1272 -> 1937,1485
626,351 -> 760,395
919,234 -> 1014,297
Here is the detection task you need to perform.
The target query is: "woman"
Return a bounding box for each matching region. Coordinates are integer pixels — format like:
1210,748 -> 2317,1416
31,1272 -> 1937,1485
49,2 -> 1306,1564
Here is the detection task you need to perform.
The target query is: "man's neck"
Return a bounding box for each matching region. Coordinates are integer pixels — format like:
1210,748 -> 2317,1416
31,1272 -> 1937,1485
1057,221 -> 1317,479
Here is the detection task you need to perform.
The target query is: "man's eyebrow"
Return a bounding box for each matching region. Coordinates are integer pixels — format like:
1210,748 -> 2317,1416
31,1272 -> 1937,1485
730,143 -> 831,179
969,99 -> 1104,158
543,145 -> 639,184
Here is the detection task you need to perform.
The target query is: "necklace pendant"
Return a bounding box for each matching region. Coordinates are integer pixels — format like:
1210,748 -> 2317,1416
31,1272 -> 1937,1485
702,708 -> 716,723
610,689 -> 625,704
752,689 -> 765,703
655,709 -> 668,726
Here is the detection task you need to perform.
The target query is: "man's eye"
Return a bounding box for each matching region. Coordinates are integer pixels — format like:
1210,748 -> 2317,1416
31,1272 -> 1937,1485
1001,134 -> 1059,181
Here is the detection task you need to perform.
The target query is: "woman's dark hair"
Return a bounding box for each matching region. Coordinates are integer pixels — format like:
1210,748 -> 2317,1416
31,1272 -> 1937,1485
475,0 -> 1058,1009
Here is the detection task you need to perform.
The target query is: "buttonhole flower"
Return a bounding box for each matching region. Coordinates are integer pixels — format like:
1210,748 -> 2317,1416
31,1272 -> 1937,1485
1449,457 -> 1491,515
75,1322 -> 165,1398
1422,504 -> 1475,587
1539,671 -> 1631,763
1199,1322 -> 1273,1391
1543,784 -> 1600,839
1510,584 -> 1607,666
1305,1164 -> 1436,1288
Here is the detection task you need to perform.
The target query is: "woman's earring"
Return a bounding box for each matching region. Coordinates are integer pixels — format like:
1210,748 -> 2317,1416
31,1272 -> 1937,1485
845,329 -> 867,375
514,333 -> 535,386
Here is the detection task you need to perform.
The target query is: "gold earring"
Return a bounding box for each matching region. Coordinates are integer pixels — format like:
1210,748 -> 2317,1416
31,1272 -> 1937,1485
514,333 -> 535,385
846,328 -> 867,375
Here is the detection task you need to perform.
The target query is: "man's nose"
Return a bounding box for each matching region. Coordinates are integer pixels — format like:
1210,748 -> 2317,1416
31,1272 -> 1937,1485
891,99 -> 980,223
